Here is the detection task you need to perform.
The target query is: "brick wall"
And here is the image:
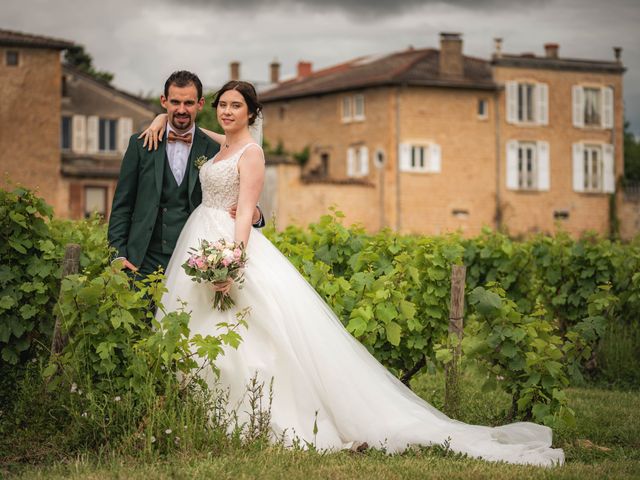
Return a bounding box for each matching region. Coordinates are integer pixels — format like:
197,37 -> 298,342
0,47 -> 63,213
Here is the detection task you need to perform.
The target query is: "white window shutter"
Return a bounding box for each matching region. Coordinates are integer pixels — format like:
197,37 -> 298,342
572,143 -> 585,192
603,144 -> 615,193
428,143 -> 442,173
506,81 -> 518,124
602,87 -> 614,129
72,115 -> 87,153
118,117 -> 133,153
536,83 -> 549,125
86,116 -> 99,153
572,85 -> 584,128
358,146 -> 369,176
346,147 -> 355,177
537,141 -> 550,191
399,143 -> 411,172
506,140 -> 519,190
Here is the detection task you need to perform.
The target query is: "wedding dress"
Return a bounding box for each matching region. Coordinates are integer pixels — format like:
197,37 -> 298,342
159,143 -> 564,466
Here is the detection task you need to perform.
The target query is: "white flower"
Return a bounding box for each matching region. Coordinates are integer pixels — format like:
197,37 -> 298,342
78,389 -> 83,396
151,436 -> 156,443
81,412 -> 88,418
70,383 -> 78,393
114,396 -> 121,402
165,428 -> 172,435
208,254 -> 216,263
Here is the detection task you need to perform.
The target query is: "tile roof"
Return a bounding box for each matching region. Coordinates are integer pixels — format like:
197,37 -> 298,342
0,28 -> 74,50
492,54 -> 625,74
260,48 -> 496,102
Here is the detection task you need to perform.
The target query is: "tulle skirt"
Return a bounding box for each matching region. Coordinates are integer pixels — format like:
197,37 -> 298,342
159,205 -> 564,466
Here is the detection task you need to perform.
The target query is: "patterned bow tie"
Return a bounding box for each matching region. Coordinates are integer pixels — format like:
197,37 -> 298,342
167,131 -> 193,145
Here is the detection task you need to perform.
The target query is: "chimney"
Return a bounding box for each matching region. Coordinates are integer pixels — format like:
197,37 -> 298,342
614,46 -> 622,63
270,59 -> 280,84
493,38 -> 503,59
297,61 -> 312,78
230,61 -> 240,81
439,32 -> 463,78
544,43 -> 559,59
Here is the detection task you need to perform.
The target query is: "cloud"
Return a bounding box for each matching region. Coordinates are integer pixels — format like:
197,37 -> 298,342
169,0 -> 552,18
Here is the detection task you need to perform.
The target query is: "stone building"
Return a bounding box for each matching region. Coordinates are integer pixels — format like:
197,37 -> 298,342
259,33 -> 628,238
0,29 -> 73,214
60,65 -> 158,219
0,29 -> 157,219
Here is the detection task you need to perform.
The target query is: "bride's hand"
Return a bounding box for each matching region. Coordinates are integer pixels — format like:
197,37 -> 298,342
138,113 -> 168,151
212,278 -> 233,295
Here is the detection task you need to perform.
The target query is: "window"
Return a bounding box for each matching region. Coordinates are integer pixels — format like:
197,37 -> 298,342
583,145 -> 603,191
572,85 -> 614,128
573,85 -> 613,129
342,97 -> 352,122
346,145 -> 369,177
320,153 -> 330,177
99,118 -> 117,152
399,142 -> 441,173
341,94 -> 365,123
517,142 -> 537,189
572,143 -> 615,193
506,140 -> 549,191
478,99 -> 488,119
584,88 -> 601,126
84,186 -> 107,218
506,81 -> 548,125
353,94 -> 365,120
5,51 -> 19,66
61,116 -> 72,150
518,83 -> 535,122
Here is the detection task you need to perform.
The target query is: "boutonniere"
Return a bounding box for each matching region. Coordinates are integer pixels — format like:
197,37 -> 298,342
195,155 -> 209,170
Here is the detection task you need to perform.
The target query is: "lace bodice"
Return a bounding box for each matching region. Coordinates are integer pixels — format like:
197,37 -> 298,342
200,143 -> 260,210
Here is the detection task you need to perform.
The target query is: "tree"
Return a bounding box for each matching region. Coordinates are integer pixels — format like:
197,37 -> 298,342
624,120 -> 640,184
64,45 -> 114,85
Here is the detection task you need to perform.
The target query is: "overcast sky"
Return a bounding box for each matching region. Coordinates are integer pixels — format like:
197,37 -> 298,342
4,0 -> 640,134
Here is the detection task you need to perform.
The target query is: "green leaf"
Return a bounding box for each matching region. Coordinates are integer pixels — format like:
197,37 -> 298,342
42,363 -> 58,378
468,287 -> 502,316
385,322 -> 402,346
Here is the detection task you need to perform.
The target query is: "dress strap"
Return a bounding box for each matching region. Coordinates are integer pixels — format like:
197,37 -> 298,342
236,142 -> 262,157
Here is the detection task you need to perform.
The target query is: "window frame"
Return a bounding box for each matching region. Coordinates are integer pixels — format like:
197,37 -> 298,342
61,116 -> 72,151
83,185 -> 108,218
517,141 -> 538,190
5,50 -> 19,67
583,144 -> 603,192
98,118 -> 118,153
477,98 -> 488,120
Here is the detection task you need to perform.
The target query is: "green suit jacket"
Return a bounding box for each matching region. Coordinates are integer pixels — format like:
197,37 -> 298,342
107,127 -> 219,268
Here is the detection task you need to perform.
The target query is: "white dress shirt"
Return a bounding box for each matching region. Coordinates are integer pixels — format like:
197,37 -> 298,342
165,124 -> 195,186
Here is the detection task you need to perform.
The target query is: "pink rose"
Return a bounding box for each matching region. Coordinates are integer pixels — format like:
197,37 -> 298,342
233,248 -> 242,259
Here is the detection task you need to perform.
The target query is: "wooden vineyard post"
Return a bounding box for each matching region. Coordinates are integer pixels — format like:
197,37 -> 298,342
50,243 -> 81,357
444,265 -> 466,418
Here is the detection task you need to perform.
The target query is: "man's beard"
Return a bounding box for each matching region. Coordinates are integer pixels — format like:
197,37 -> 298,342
170,114 -> 193,132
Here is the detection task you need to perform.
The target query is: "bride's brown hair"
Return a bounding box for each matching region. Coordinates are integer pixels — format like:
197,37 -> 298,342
212,81 -> 263,125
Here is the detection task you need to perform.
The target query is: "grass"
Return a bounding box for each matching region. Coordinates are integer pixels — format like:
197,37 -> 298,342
3,369 -> 639,479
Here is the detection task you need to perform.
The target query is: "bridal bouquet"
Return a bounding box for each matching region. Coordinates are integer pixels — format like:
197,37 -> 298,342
182,238 -> 248,311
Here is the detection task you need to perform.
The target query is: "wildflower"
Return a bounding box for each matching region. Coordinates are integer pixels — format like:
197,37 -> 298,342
165,428 -> 172,435
151,436 -> 156,443
70,383 -> 78,393
78,389 -> 83,396
114,395 -> 121,402
81,412 -> 88,418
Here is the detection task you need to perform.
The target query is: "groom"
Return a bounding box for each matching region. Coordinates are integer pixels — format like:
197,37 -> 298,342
108,70 -> 264,276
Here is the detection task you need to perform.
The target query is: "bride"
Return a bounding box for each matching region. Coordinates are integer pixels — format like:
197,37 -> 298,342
141,80 -> 564,466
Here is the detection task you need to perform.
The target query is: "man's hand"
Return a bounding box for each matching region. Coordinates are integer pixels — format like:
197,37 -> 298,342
228,204 -> 261,224
112,257 -> 139,272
